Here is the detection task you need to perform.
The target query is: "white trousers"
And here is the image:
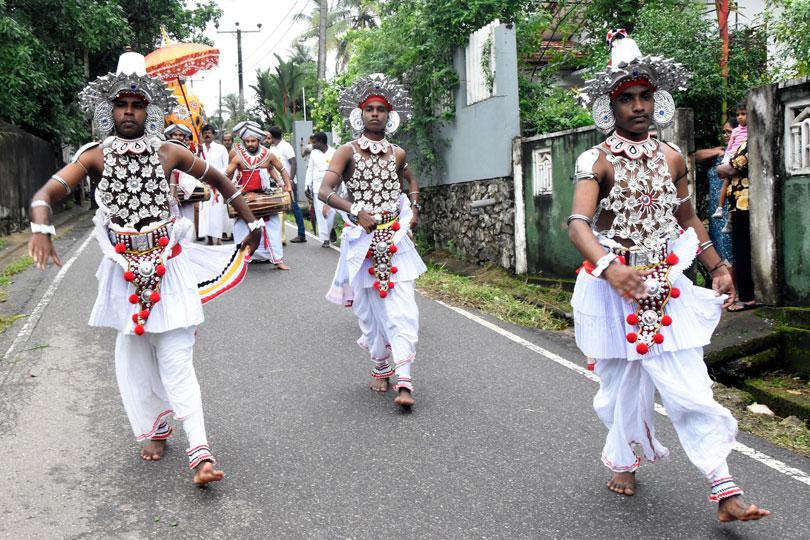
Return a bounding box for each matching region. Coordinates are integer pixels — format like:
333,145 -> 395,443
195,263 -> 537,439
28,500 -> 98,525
352,280 -> 419,390
593,347 -> 738,479
114,327 -> 208,454
199,194 -> 232,238
233,214 -> 283,263
313,196 -> 336,242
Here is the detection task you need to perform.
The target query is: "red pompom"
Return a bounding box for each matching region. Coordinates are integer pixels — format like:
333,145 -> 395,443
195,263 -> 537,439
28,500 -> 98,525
661,314 -> 672,326
132,313 -> 140,323
158,236 -> 170,247
666,253 -> 679,266
670,287 -> 681,298
389,244 -> 398,254
653,333 -> 665,344
124,271 -> 136,282
388,281 -> 395,289
155,264 -> 166,277
140,309 -> 150,320
392,221 -> 401,231
115,242 -> 127,254
626,332 -> 638,343
368,267 -> 376,275
372,281 -> 381,290
134,324 -> 145,336
379,289 -> 388,298
626,313 -> 639,325
636,343 -> 649,355
149,291 -> 160,303
391,266 -> 398,274
366,250 -> 373,259
617,255 -> 627,265
128,293 -> 139,304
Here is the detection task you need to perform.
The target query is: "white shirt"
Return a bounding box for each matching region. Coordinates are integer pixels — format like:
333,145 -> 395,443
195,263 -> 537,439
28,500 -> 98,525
305,146 -> 335,192
271,139 -> 296,180
200,140 -> 229,174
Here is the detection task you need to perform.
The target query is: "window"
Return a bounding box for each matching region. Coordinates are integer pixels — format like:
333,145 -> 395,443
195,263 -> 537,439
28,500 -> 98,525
785,99 -> 810,175
532,148 -> 553,196
465,20 -> 499,105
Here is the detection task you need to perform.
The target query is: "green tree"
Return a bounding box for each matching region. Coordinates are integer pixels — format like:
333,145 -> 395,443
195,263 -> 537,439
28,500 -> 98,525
252,55 -> 309,132
767,0 -> 810,78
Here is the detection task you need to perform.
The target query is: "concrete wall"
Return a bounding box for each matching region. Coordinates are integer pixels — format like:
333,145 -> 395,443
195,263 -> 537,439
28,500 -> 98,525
436,23 -> 521,185
0,122 -> 61,234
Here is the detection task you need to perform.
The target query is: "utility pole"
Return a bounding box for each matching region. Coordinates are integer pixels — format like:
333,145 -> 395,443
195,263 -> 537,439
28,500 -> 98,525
317,0 -> 327,96
216,21 -> 262,113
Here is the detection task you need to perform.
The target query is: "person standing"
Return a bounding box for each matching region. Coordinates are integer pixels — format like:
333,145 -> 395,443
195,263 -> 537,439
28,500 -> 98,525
306,132 -> 337,247
568,31 -> 768,522
164,123 -> 202,228
318,74 -> 426,408
268,126 -> 308,243
222,132 -> 234,153
28,51 -> 261,485
198,124 -> 232,245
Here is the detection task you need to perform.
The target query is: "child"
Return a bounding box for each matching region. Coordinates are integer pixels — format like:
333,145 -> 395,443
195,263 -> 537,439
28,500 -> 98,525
713,102 -> 747,233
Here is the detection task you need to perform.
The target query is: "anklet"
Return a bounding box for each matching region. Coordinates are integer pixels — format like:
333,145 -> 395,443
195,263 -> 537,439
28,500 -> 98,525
709,476 -> 743,502
187,444 -> 216,470
150,421 -> 173,441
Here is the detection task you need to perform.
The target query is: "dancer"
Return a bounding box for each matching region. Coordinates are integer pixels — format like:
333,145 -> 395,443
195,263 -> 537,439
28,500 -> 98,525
319,74 -> 426,408
568,31 -> 768,522
28,51 -> 261,486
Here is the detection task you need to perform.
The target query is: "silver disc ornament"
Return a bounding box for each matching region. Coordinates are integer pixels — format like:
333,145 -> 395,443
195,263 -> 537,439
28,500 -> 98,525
385,110 -> 400,135
592,95 -> 615,133
145,105 -> 164,137
93,101 -> 115,138
349,108 -> 365,132
653,90 -> 675,128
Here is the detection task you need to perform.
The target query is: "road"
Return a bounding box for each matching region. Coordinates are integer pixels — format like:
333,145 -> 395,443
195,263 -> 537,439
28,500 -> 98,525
1,216 -> 808,539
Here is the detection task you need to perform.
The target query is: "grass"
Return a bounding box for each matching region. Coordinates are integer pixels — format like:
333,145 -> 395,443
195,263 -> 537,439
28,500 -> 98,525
0,255 -> 34,330
0,313 -> 26,334
416,263 -> 569,331
2,256 -> 33,277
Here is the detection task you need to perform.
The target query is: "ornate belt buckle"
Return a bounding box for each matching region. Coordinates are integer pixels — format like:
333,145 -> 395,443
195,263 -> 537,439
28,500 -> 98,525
132,234 -> 150,252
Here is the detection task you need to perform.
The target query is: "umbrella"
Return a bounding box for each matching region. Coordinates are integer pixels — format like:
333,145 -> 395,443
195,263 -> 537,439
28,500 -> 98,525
145,31 -> 219,149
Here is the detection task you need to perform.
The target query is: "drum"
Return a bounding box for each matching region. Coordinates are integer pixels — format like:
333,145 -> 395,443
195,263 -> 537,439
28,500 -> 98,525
185,184 -> 210,203
228,190 -> 292,219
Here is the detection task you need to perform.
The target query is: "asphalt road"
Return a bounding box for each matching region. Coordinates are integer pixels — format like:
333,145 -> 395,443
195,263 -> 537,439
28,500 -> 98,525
1,217 -> 809,539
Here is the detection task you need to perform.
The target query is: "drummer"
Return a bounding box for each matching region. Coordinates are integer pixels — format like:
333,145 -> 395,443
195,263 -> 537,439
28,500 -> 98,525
165,123 -> 203,230
225,121 -> 293,269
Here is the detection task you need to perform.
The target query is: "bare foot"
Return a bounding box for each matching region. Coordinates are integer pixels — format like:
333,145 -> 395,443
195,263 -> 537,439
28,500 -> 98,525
192,461 -> 225,486
370,377 -> 389,392
394,388 -> 415,408
718,495 -> 770,522
607,471 -> 636,496
275,262 -> 291,271
140,439 -> 166,461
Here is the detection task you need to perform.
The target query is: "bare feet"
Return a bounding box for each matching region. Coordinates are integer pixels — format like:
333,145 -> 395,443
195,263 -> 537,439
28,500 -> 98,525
275,262 -> 291,271
370,377 -> 389,392
607,471 -> 636,496
140,439 -> 166,461
717,495 -> 770,522
394,388 -> 415,408
192,461 -> 225,486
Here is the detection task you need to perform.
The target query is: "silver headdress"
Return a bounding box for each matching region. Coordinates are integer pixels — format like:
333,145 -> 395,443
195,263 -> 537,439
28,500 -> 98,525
578,31 -> 691,133
339,73 -> 412,136
78,51 -> 177,139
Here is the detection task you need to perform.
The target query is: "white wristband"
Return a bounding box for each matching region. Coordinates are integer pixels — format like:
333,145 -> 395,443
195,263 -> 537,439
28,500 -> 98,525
591,252 -> 618,277
247,219 -> 264,232
31,222 -> 56,236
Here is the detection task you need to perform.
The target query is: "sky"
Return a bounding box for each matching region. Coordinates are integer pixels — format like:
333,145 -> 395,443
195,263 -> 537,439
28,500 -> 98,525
186,0 -> 317,117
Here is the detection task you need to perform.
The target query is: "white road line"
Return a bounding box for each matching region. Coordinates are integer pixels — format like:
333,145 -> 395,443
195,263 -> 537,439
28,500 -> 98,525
2,230 -> 94,361
432,298 -> 810,487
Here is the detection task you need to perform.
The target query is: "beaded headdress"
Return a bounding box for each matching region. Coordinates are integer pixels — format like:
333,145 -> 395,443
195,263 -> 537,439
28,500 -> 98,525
339,73 -> 412,136
578,30 -> 691,133
79,51 -> 177,139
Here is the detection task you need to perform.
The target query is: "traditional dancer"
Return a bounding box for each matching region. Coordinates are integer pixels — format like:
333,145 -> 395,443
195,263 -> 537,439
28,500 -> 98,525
226,121 -> 292,269
305,132 -> 337,247
198,124 -> 232,245
28,51 -> 262,486
568,31 -> 769,522
319,74 -> 426,408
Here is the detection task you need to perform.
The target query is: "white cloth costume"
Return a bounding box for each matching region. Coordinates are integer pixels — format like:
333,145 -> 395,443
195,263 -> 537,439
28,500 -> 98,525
306,146 -> 337,242
198,140 -> 232,238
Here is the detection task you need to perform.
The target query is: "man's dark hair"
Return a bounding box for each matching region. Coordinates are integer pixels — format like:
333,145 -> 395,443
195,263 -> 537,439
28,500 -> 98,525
201,124 -> 215,135
268,126 -> 283,139
726,115 -> 738,129
312,131 -> 328,145
735,100 -> 747,112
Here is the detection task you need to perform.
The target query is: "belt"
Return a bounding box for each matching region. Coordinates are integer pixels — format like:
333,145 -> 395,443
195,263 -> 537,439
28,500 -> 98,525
608,244 -> 668,268
109,220 -> 174,253
347,209 -> 400,226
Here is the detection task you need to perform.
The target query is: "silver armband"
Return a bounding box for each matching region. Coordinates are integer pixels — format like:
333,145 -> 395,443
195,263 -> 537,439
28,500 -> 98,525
566,214 -> 592,227
226,190 -> 243,205
198,160 -> 210,179
183,155 -> 197,174
30,199 -> 53,215
325,191 -> 338,205
50,174 -> 71,194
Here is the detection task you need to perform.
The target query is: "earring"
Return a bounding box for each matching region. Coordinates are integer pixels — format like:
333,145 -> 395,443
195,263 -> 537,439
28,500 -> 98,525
349,108 -> 364,132
653,90 -> 675,128
592,95 -> 615,133
385,111 -> 400,135
145,105 -> 163,137
93,101 -> 114,138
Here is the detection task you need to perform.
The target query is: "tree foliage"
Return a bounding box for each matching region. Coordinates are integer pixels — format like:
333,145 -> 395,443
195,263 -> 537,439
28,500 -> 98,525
767,0 -> 810,79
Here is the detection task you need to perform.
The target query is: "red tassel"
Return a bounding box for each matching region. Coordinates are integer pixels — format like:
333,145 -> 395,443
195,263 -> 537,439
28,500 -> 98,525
626,332 -> 638,343
124,271 -> 136,282
379,289 -> 388,298
128,294 -> 139,304
155,264 -> 166,277
366,250 -> 373,259
115,243 -> 127,254
388,281 -> 395,289
373,281 -> 380,290
661,314 -> 672,326
134,324 -> 145,336
392,221 -> 401,231
368,267 -> 376,275
636,343 -> 649,355
670,287 -> 681,298
653,333 -> 664,344
389,244 -> 398,254
617,255 -> 626,265
626,313 -> 639,325
149,291 -> 160,303
158,236 -> 170,247
132,313 -> 140,323
666,253 -> 679,266
391,266 -> 398,274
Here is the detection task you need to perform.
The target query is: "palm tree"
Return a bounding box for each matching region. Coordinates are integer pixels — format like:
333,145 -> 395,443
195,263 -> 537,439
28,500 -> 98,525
337,0 -> 380,31
251,55 -> 308,132
215,93 -> 248,131
293,2 -> 351,73
288,40 -> 314,65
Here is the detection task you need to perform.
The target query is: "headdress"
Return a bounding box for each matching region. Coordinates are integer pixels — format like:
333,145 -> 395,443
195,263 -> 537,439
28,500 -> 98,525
79,51 -> 177,139
578,30 -> 691,133
339,73 -> 412,136
234,121 -> 267,141
163,123 -> 192,138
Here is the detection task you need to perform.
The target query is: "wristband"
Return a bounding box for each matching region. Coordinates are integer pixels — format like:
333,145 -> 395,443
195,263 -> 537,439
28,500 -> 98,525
350,202 -> 364,216
30,200 -> 53,215
225,190 -> 243,205
247,219 -> 264,232
710,260 -> 730,274
591,252 -> 618,277
31,222 -> 56,236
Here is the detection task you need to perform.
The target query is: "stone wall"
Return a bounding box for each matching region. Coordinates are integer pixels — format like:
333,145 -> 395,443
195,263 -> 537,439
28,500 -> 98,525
420,177 -> 515,269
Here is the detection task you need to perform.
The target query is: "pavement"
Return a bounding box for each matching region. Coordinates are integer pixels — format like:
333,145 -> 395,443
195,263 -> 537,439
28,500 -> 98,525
0,212 -> 809,539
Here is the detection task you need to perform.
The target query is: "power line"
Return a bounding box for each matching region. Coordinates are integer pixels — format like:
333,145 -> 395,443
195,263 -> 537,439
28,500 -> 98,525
243,0 -> 306,63
247,0 -> 313,72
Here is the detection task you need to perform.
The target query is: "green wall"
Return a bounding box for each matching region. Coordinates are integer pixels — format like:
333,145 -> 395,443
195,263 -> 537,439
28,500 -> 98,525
523,127 -> 602,277
782,175 -> 810,303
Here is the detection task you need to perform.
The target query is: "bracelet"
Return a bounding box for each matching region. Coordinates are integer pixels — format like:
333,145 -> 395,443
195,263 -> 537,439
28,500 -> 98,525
699,240 -> 714,253
225,190 -> 243,205
30,222 -> 56,236
50,174 -> 71,195
30,199 -> 53,215
183,155 -> 197,174
567,213 -> 592,227
350,202 -> 364,216
197,160 -> 210,179
247,219 -> 264,232
591,252 -> 618,277
74,159 -> 89,175
325,191 -> 338,205
710,260 -> 731,274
